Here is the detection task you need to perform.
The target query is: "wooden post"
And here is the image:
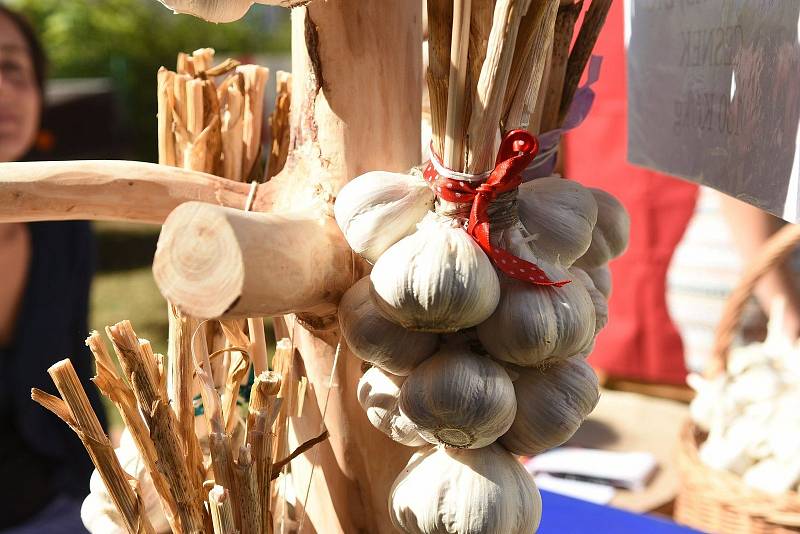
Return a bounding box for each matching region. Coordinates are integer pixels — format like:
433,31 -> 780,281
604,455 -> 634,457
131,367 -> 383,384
273,4 -> 423,532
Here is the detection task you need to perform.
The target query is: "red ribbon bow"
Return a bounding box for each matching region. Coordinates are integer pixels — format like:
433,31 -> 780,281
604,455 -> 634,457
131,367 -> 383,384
423,129 -> 569,287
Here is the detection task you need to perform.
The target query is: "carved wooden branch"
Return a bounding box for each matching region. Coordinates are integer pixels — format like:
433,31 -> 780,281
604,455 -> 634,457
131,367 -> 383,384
0,160 -> 273,224
153,201 -> 356,319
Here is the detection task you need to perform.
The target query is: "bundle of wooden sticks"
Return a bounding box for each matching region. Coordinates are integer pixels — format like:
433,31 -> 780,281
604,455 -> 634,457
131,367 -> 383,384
425,0 -> 611,172
31,50 -> 320,534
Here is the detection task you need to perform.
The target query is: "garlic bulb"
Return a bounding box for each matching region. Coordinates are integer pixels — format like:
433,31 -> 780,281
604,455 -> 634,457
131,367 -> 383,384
500,357 -> 600,456
390,444 -> 542,534
357,367 -> 427,446
585,264 -> 612,298
157,1 -> 299,23
339,277 -> 438,375
399,344 -> 516,448
575,189 -> 630,269
569,267 -> 608,333
82,430 -> 170,534
477,224 -> 595,366
517,176 -> 598,266
334,171 -> 435,263
371,212 -> 500,332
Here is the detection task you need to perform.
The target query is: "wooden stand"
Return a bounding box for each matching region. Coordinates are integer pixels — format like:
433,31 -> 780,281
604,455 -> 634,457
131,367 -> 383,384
0,2 -> 422,532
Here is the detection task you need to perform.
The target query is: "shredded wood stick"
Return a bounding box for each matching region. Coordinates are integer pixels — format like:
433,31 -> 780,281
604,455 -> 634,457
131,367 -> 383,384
505,0 -> 560,130
208,486 -> 236,534
247,317 -> 269,376
191,323 -> 244,529
86,333 -> 181,534
33,360 -> 155,534
463,0 -> 493,141
466,0 -> 534,173
270,429 -> 330,479
108,321 -> 207,533
218,320 -> 251,435
238,65 -> 269,181
427,0 -> 454,157
234,445 -> 262,534
247,371 -> 282,531
221,77 -> 245,182
157,68 -> 176,167
443,0 -> 472,170
270,338 -> 295,467
267,72 -> 292,180
541,0 -> 583,131
559,0 -> 612,124
502,0 -> 548,117
166,304 -> 205,492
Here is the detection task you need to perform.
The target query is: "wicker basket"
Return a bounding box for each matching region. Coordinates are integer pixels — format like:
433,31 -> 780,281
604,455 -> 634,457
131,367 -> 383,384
675,223 -> 800,534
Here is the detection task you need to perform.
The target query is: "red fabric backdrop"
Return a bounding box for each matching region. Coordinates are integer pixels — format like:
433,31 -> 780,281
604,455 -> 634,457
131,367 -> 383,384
563,2 -> 699,385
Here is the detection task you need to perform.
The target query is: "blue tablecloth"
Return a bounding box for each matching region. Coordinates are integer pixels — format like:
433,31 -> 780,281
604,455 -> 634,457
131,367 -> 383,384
539,490 -> 702,533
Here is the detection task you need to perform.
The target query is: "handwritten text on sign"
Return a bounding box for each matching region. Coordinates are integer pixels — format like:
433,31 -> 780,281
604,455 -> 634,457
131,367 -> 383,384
627,0 -> 800,222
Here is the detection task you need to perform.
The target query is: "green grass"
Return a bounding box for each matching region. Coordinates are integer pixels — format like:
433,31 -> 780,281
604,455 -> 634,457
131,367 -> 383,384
90,221 -> 166,430
90,222 -> 168,353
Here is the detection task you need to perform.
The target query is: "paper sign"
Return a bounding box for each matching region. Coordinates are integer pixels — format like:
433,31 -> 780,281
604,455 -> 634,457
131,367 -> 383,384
626,0 -> 800,222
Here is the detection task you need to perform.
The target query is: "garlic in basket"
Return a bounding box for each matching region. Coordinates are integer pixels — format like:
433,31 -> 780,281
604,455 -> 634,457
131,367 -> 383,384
370,211 -> 500,332
390,444 -> 542,534
500,356 -> 600,456
357,367 -> 426,447
399,343 -> 516,449
517,176 -> 598,266
575,188 -> 630,269
339,277 -> 438,375
334,171 -> 435,263
477,224 -> 596,366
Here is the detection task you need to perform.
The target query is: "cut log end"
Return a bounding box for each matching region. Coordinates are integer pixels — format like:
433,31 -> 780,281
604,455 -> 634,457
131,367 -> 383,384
154,201 -> 355,320
155,202 -> 245,319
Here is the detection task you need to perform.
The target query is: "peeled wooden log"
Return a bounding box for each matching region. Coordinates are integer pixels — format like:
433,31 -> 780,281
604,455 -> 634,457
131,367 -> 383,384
0,160 -> 273,224
153,201 -> 356,319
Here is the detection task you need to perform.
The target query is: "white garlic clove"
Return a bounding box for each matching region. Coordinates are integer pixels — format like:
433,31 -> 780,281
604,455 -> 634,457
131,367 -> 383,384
370,212 -> 500,332
727,363 -> 782,405
399,344 -> 516,449
569,267 -> 608,334
357,367 -> 427,447
334,171 -> 435,263
500,357 -> 600,456
339,277 -> 438,375
743,457 -> 800,494
584,264 -> 612,299
687,373 -> 728,433
574,189 -> 630,269
517,176 -> 598,266
390,444 -> 542,534
477,225 -> 596,366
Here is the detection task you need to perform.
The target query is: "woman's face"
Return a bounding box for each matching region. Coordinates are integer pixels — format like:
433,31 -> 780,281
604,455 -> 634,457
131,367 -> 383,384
0,13 -> 40,163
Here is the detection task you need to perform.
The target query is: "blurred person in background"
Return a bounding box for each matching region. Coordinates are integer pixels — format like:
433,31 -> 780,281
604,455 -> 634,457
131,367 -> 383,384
562,1 -> 800,389
0,6 -> 104,532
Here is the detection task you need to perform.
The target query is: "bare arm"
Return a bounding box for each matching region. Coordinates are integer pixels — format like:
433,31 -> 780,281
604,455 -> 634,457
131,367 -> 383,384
718,193 -> 800,338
